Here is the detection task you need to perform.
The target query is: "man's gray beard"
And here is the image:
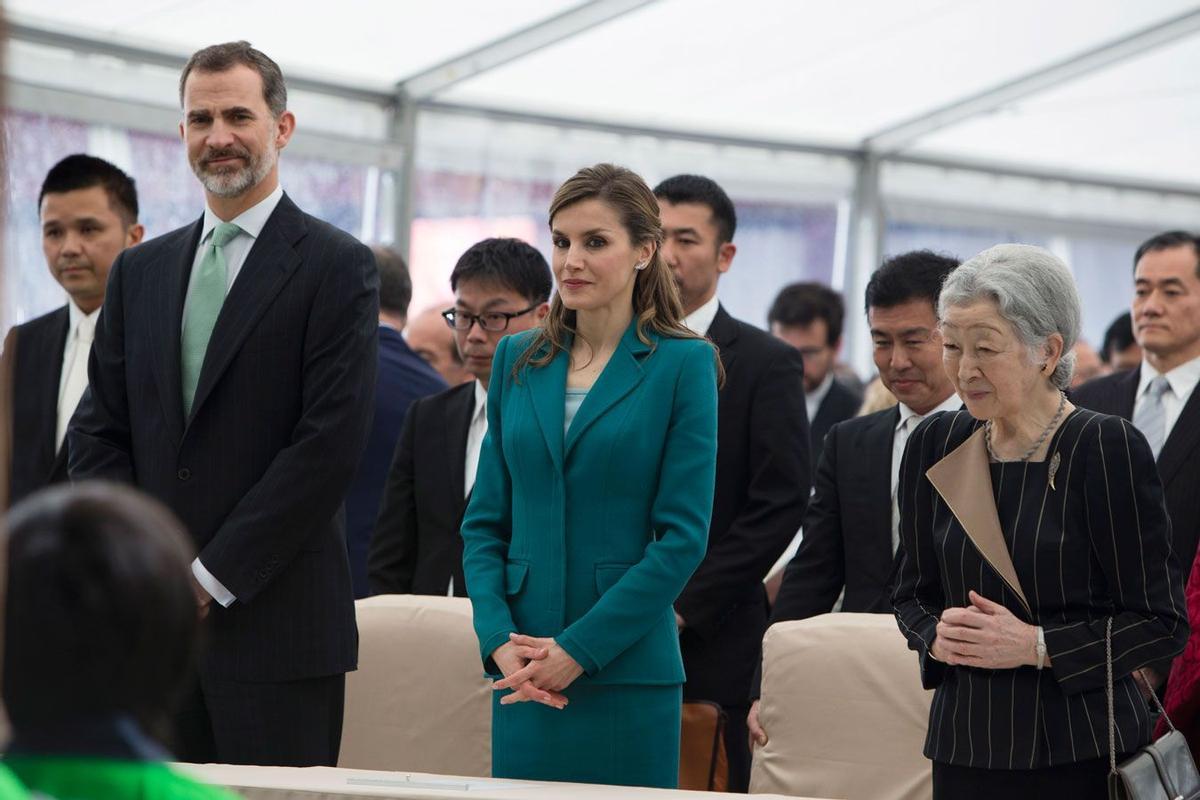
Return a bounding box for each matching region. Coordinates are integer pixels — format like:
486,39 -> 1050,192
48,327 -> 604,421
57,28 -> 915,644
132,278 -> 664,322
193,147 -> 276,198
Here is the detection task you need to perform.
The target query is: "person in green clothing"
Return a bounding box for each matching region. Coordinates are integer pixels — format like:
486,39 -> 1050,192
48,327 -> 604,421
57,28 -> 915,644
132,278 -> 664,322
461,164 -> 720,788
2,482 -> 237,799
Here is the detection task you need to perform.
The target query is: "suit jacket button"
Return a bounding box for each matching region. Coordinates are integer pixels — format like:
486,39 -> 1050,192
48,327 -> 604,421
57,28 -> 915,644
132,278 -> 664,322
177,468 -> 191,481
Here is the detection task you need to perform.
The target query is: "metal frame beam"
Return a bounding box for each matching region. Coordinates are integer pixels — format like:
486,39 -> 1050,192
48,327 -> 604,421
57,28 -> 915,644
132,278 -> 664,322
396,0 -> 659,100
7,14 -> 397,107
863,7 -> 1200,155
423,100 -> 1200,198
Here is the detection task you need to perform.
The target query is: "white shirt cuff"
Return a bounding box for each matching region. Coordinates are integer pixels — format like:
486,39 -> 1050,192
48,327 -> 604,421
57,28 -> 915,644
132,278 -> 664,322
191,557 -> 237,607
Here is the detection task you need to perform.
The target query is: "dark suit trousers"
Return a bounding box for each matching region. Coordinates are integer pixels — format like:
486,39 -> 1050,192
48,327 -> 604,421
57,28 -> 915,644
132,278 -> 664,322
173,672 -> 345,766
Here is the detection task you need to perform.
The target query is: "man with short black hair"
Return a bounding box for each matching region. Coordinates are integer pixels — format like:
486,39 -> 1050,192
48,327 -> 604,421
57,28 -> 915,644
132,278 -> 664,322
4,154 -> 144,506
369,238 -> 551,597
70,41 -> 378,766
654,174 -> 810,792
344,246 -> 446,599
768,282 -> 861,463
1074,230 -> 1200,577
749,250 -> 962,746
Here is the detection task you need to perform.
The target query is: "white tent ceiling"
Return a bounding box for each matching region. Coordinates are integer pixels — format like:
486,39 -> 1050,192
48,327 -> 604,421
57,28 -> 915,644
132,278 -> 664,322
6,0 -> 1200,186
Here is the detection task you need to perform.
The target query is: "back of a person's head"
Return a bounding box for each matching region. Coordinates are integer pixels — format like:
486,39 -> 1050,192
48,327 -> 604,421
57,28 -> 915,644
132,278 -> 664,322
3,483 -> 198,736
864,249 -> 960,313
767,282 -> 846,345
450,237 -> 552,304
373,245 -> 413,318
1101,311 -> 1136,363
652,174 -> 737,244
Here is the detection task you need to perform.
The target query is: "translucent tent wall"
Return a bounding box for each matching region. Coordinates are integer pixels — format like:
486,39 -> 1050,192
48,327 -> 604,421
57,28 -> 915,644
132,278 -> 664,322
5,0 -> 1200,374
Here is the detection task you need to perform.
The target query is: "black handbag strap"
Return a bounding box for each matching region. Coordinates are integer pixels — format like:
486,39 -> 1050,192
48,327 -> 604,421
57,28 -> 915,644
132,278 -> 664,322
1107,616 -> 1177,776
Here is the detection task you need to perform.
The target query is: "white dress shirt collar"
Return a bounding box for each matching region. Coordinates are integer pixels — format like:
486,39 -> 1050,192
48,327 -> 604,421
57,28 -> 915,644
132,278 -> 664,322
805,372 -> 835,422
682,294 -> 721,337
472,380 -> 488,423
1137,354 -> 1200,404
896,391 -> 962,433
201,183 -> 284,245
67,300 -> 101,336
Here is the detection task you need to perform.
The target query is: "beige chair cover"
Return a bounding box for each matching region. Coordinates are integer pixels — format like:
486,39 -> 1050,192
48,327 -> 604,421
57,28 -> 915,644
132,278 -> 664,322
339,595 -> 491,777
749,613 -> 933,800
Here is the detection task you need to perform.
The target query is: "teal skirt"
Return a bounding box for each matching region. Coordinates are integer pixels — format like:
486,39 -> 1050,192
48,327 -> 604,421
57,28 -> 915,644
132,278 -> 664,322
491,682 -> 681,788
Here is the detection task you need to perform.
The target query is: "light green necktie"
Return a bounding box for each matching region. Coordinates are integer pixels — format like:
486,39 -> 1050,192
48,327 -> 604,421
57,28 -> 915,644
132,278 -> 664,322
182,221 -> 240,418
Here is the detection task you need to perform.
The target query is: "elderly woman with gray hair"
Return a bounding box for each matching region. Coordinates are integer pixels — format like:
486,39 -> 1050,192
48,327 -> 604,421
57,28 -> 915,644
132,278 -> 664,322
892,244 -> 1188,798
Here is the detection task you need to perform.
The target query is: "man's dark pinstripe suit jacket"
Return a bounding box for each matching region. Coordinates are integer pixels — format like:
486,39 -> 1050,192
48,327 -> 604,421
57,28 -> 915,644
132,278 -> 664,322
69,193 -> 379,683
893,408 -> 1188,770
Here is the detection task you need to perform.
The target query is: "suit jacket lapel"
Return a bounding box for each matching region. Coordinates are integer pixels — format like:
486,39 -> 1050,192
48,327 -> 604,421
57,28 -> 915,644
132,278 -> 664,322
926,426 -> 1032,616
706,304 -> 739,374
565,323 -> 650,460
447,382 -> 475,517
188,196 -> 305,425
34,308 -> 71,468
867,407 -> 900,574
527,344 -> 567,473
149,219 -> 202,446
1118,367 -> 1139,419
1158,382 -> 1200,485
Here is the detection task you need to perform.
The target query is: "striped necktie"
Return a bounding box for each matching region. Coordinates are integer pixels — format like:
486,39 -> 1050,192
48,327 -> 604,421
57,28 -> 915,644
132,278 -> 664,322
1133,375 -> 1171,460
182,221 -> 240,418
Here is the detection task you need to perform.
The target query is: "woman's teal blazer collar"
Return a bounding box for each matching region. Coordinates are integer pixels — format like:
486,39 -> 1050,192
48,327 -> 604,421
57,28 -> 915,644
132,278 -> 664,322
512,320 -> 659,472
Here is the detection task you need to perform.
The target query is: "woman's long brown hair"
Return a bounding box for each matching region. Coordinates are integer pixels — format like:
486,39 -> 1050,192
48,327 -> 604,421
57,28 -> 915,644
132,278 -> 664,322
514,163 -> 722,382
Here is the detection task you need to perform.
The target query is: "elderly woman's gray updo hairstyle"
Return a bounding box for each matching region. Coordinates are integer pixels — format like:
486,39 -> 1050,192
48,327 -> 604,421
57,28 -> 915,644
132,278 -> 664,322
938,244 -> 1080,390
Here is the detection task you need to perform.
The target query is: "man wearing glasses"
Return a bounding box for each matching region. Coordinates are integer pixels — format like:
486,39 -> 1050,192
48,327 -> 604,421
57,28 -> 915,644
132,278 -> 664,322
368,238 -> 551,596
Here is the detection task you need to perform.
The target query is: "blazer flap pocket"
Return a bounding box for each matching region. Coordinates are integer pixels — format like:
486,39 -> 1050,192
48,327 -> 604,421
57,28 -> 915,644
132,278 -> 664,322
505,561 -> 529,595
595,562 -> 635,596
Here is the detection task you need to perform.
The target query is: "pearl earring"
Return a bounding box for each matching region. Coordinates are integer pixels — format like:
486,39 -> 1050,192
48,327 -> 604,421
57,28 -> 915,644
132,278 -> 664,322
634,261 -> 648,271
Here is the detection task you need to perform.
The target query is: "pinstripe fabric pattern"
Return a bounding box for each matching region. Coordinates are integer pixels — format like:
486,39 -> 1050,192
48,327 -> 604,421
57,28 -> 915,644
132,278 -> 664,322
893,408 -> 1188,769
69,194 -> 379,683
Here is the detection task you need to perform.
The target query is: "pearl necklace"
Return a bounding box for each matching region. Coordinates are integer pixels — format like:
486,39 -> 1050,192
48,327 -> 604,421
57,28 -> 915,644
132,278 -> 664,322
985,391 -> 1067,463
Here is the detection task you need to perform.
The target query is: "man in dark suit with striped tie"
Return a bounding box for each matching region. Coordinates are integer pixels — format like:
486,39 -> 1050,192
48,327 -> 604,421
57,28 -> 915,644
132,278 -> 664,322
4,155 -> 143,506
69,41 -> 377,766
1072,230 -> 1200,691
749,250 -> 961,745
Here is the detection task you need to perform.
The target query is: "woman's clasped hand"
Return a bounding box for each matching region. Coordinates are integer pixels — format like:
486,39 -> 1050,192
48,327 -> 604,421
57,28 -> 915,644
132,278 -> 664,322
932,590 -> 1045,670
491,633 -> 585,709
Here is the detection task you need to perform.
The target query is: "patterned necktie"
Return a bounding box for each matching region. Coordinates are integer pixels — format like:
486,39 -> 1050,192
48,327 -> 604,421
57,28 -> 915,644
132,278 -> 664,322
182,221 -> 240,418
1133,375 -> 1171,460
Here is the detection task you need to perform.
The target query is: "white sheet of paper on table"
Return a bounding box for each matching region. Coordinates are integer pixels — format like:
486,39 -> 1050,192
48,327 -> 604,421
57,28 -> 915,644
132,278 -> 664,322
347,775 -> 525,791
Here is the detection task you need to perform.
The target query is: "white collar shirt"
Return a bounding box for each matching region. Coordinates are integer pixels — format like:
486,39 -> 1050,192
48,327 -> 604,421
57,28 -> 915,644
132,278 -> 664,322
56,302 -> 101,449
450,380 -> 489,596
464,380 -> 489,498
806,373 -> 835,423
1136,355 -> 1200,446
682,294 -> 721,337
891,393 -> 961,553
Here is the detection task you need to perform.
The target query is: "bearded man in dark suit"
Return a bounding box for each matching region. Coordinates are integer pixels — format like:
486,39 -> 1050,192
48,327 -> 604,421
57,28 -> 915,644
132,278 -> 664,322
69,41 -> 377,767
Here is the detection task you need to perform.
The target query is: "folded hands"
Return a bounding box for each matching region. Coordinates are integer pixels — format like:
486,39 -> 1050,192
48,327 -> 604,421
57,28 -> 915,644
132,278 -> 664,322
491,633 -> 584,710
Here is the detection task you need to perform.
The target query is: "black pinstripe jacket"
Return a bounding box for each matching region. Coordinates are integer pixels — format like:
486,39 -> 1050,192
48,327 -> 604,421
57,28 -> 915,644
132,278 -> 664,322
69,193 -> 378,683
893,408 -> 1188,769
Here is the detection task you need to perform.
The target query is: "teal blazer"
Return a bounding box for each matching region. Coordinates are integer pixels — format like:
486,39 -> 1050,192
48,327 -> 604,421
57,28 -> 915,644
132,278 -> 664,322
462,321 -> 718,686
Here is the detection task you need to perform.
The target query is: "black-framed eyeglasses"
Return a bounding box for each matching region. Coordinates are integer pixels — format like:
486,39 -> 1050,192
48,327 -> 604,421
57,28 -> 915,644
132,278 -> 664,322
442,304 -> 540,332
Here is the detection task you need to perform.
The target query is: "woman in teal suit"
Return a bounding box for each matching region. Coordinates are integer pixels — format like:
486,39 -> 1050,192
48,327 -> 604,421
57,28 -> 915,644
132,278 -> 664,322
461,163 -> 719,788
